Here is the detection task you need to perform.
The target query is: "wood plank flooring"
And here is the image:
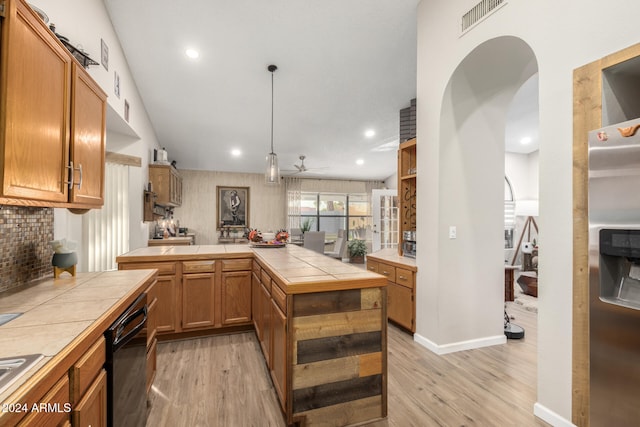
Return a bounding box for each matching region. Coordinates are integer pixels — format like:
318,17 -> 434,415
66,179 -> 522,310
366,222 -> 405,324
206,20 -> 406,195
146,302 -> 548,426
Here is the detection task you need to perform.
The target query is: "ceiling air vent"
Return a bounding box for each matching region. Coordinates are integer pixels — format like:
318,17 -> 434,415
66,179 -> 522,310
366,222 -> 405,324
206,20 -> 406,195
461,0 -> 506,33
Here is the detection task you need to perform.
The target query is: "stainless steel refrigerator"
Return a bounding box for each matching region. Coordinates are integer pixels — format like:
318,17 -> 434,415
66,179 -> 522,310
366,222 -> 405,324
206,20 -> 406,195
588,118 -> 640,426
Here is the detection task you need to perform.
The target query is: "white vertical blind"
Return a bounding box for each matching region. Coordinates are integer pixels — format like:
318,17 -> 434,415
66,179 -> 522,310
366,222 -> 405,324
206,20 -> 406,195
82,162 -> 129,271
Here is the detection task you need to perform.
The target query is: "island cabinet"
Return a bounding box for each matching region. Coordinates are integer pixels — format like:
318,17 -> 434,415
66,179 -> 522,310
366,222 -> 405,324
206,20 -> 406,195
0,0 -> 107,208
119,261 -> 179,334
118,256 -> 254,337
116,245 -> 388,427
220,259 -> 252,325
182,260 -> 216,329
251,261 -> 287,409
367,250 -> 417,333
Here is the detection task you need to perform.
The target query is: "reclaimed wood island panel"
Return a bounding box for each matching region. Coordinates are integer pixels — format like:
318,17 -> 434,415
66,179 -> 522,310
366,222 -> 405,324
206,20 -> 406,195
116,244 -> 388,427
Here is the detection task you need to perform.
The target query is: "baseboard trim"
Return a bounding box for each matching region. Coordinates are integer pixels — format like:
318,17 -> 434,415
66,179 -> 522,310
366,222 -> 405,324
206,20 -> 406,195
413,332 -> 506,354
533,402 -> 575,427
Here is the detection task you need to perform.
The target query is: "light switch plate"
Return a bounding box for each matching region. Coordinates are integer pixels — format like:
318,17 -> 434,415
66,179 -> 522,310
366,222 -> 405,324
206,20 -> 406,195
449,226 -> 457,239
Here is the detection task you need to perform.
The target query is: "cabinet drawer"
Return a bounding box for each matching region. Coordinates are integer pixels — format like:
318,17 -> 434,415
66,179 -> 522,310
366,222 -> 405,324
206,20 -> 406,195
121,261 -> 176,275
18,375 -> 70,426
261,270 -> 272,292
183,260 -> 216,273
366,260 -> 379,273
222,258 -> 252,271
378,263 -> 396,282
70,336 -> 105,404
253,260 -> 261,274
396,268 -> 414,289
271,282 -> 287,314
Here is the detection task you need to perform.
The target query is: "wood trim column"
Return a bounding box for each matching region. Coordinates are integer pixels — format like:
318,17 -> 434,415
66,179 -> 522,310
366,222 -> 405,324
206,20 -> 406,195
572,42 -> 640,427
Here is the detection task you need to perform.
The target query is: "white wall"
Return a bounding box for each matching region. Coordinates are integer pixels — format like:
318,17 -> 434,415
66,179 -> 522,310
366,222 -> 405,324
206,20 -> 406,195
41,0 -> 162,256
506,151 -> 538,201
417,0 -> 640,424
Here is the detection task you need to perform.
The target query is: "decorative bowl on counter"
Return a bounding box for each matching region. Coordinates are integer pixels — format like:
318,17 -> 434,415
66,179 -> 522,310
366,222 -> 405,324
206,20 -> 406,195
250,241 -> 286,248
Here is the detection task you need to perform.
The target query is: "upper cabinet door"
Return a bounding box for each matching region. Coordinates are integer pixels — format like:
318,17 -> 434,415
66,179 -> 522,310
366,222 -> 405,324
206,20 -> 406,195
1,0 -> 71,202
69,63 -> 106,206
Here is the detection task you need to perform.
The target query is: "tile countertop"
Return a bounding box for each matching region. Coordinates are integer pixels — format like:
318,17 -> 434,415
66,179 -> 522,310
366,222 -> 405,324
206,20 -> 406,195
117,244 -> 386,294
367,248 -> 418,271
0,269 -> 157,405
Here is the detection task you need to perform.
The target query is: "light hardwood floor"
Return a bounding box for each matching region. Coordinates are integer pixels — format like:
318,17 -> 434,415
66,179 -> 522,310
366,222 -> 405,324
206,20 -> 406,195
147,302 -> 548,426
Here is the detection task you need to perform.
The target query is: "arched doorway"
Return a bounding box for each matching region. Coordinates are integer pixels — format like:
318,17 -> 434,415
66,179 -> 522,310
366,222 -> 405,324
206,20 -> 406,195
416,36 -> 539,351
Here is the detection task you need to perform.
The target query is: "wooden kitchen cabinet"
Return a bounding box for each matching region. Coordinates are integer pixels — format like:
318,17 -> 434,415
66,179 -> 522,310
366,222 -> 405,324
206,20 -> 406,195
0,0 -> 106,208
69,335 -> 106,426
17,375 -> 70,426
149,164 -> 182,207
72,370 -> 107,427
259,279 -> 272,368
119,262 -> 179,334
145,280 -> 158,393
398,138 -> 417,256
251,267 -> 262,340
270,296 -> 287,410
69,63 -> 106,207
182,272 -> 216,329
367,254 -> 417,333
221,270 -> 252,325
387,282 -> 413,331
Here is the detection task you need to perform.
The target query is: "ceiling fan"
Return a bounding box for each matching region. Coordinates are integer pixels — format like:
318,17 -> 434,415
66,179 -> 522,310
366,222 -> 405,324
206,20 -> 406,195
284,155 -> 328,175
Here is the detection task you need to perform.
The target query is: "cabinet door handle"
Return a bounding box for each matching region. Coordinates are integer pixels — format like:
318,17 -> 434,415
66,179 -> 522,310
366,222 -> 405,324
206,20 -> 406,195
66,161 -> 74,189
77,163 -> 83,189
66,162 -> 83,189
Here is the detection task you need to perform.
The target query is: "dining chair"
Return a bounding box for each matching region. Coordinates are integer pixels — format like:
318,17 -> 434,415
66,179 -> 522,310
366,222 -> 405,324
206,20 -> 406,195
303,231 -> 325,254
324,236 -> 346,260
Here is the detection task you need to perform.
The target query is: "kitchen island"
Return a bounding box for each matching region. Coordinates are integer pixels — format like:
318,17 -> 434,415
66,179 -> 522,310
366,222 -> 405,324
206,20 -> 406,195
116,244 -> 388,427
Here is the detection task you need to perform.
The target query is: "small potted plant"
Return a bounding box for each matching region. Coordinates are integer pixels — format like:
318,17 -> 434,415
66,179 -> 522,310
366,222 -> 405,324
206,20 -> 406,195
347,239 -> 366,264
301,218 -> 314,234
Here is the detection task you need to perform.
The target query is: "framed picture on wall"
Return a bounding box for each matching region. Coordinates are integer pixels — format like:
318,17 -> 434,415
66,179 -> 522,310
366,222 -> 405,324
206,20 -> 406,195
217,186 -> 249,229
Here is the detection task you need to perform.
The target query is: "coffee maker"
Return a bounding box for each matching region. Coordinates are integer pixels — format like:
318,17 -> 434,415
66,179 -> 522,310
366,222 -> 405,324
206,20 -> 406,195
402,230 -> 416,258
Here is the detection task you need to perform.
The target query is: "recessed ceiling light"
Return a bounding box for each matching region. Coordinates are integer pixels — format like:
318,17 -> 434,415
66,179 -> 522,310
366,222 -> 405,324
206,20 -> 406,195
356,159 -> 364,165
520,136 -> 532,145
185,49 -> 199,59
365,130 -> 375,138
231,149 -> 242,157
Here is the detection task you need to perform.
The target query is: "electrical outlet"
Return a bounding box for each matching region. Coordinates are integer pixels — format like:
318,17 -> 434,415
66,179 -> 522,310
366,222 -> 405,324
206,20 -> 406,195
449,226 -> 457,239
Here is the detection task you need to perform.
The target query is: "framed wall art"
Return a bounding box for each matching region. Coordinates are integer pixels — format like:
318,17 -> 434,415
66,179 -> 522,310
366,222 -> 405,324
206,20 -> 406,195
217,186 -> 249,229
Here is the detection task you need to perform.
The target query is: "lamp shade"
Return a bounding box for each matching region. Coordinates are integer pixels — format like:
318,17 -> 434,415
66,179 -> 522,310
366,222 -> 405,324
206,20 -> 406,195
265,152 -> 280,184
265,64 -> 280,185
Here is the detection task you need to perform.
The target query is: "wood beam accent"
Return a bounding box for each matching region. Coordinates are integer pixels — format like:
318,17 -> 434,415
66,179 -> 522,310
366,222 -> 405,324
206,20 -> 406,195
105,151 -> 141,167
572,42 -> 640,427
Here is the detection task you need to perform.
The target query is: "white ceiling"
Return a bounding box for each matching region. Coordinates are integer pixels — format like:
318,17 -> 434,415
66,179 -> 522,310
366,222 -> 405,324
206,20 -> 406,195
103,1 -> 538,181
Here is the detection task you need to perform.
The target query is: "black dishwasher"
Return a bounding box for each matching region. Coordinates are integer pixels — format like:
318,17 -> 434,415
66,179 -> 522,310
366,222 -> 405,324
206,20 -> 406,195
105,292 -> 148,427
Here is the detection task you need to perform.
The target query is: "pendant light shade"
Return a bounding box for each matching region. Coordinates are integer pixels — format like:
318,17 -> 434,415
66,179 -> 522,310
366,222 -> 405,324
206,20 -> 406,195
265,64 -> 280,184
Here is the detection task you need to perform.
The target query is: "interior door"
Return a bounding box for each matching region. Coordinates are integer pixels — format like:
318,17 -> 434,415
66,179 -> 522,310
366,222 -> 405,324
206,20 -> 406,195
372,189 -> 398,252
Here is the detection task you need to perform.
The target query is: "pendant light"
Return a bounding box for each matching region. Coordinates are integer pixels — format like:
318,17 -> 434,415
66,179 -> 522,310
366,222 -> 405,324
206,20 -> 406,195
265,64 -> 280,184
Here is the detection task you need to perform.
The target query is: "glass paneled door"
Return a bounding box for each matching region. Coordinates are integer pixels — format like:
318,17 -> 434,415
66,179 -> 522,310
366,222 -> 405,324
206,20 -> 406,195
372,189 -> 398,253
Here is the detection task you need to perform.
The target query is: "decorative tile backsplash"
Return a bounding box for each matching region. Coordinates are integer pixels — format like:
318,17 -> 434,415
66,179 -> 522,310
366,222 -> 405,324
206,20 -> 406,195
0,206 -> 54,292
